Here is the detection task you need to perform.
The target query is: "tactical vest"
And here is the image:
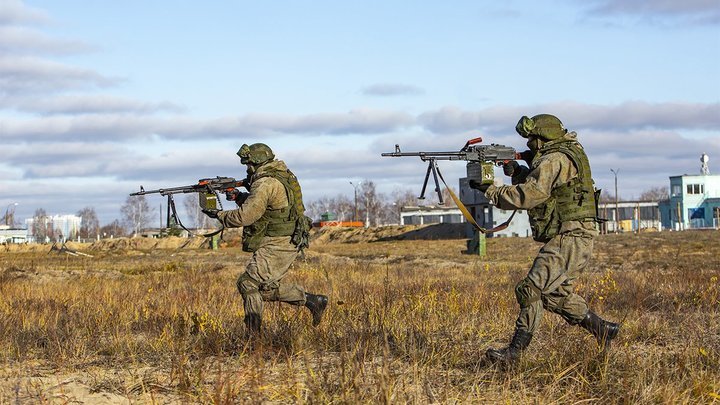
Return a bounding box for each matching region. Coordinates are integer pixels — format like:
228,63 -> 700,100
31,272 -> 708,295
242,165 -> 309,252
527,139 -> 598,243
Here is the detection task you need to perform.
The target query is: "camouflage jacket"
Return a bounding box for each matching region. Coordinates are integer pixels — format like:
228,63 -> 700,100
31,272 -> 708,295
217,160 -> 291,228
484,132 -> 598,237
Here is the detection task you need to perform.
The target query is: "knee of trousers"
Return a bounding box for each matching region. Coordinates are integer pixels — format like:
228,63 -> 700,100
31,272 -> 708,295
515,278 -> 542,308
236,272 -> 260,296
542,293 -> 586,324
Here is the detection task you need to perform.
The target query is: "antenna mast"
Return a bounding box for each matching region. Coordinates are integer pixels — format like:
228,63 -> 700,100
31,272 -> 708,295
701,153 -> 710,175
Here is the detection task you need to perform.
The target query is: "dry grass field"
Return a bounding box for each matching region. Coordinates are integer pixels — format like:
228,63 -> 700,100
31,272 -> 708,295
0,227 -> 718,403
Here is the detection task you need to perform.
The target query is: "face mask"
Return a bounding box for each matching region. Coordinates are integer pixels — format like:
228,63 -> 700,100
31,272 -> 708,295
526,136 -> 543,151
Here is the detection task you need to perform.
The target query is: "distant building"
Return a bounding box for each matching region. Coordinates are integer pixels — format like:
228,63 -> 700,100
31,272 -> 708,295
400,205 -> 465,226
599,201 -> 662,232
660,173 -> 720,230
24,214 -> 82,243
313,211 -> 364,228
0,225 -> 28,243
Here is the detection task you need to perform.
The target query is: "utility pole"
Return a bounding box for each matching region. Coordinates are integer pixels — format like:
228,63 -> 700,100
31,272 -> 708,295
365,193 -> 371,228
350,181 -> 360,222
610,168 -> 620,233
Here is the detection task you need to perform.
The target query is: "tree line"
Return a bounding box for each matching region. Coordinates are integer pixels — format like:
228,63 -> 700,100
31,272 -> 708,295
26,182 -> 669,241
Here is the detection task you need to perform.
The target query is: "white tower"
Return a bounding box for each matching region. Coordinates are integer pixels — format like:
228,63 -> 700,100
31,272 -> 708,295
701,153 -> 710,175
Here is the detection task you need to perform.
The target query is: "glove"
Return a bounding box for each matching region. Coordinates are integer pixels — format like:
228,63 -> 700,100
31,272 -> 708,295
201,209 -> 219,219
225,189 -> 240,201
519,150 -> 535,164
468,179 -> 491,193
503,161 -> 520,177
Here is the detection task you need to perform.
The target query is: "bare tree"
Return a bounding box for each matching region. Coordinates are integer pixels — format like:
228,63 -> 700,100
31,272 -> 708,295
331,195 -> 354,222
439,186 -> 458,207
120,195 -> 155,236
99,219 -> 126,238
356,180 -> 389,227
306,196 -> 334,222
639,186 -> 669,201
77,207 -> 100,240
31,208 -> 49,243
599,189 -> 620,204
306,195 -> 354,222
309,183 -> 464,227
182,194 -> 215,231
374,188 -> 417,225
391,188 -> 419,208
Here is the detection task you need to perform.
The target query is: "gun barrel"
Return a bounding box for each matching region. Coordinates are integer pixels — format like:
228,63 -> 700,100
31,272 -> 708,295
129,184 -> 199,196
381,151 -> 467,160
129,176 -> 245,197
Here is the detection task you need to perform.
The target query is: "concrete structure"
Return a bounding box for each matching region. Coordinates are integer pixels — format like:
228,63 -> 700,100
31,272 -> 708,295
599,201 -> 662,233
400,205 -> 464,225
660,173 -> 720,230
0,226 -> 28,243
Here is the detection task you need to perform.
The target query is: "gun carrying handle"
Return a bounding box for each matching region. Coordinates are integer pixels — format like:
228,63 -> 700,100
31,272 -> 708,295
463,137 -> 483,150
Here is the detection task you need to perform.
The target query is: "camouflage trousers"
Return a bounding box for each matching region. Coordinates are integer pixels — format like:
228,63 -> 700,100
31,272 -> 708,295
236,236 -> 306,319
515,233 -> 594,333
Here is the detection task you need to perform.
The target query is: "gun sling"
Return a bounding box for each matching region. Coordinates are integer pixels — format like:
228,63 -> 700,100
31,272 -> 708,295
167,191 -> 225,238
435,163 -> 516,234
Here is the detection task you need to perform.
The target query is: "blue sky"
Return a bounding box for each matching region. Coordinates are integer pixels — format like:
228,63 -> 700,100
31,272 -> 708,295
1,0 -> 719,225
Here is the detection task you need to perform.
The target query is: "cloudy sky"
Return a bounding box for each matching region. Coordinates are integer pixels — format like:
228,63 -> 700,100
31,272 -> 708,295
1,0 -> 719,225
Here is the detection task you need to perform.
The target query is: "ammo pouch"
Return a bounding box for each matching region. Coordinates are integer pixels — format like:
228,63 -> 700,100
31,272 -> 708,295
242,220 -> 269,252
528,198 -> 560,243
594,189 -> 607,223
528,140 -> 598,242
243,165 -> 309,252
291,216 -> 313,250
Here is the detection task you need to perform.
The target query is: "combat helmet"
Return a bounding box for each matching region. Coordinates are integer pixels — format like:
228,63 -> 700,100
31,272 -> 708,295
515,114 -> 567,140
237,143 -> 275,165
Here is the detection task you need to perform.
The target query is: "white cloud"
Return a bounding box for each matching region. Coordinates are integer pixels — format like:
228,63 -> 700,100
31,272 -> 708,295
362,83 -> 425,97
418,102 -> 720,134
0,109 -> 416,142
581,0 -> 720,25
0,56 -> 121,95
5,95 -> 185,115
0,26 -> 92,55
0,0 -> 48,25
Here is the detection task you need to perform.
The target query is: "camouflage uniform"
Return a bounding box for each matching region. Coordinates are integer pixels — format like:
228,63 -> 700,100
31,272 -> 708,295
212,146 -> 326,333
218,160 -> 307,320
480,115 -> 620,363
485,132 -> 597,333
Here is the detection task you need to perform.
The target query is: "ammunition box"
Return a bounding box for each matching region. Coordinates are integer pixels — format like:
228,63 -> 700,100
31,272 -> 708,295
467,162 -> 495,185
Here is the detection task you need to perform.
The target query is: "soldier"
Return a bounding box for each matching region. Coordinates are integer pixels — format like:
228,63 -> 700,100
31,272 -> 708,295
202,143 -> 328,334
470,114 -> 620,364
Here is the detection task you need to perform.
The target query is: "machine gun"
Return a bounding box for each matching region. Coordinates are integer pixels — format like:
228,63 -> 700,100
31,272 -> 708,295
381,137 -> 521,233
381,137 -> 518,204
130,176 -> 247,237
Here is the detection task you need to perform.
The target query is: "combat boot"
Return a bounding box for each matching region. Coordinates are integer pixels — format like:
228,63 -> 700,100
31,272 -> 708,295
244,314 -> 262,336
486,329 -> 533,364
304,293 -> 328,326
579,310 -> 620,350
